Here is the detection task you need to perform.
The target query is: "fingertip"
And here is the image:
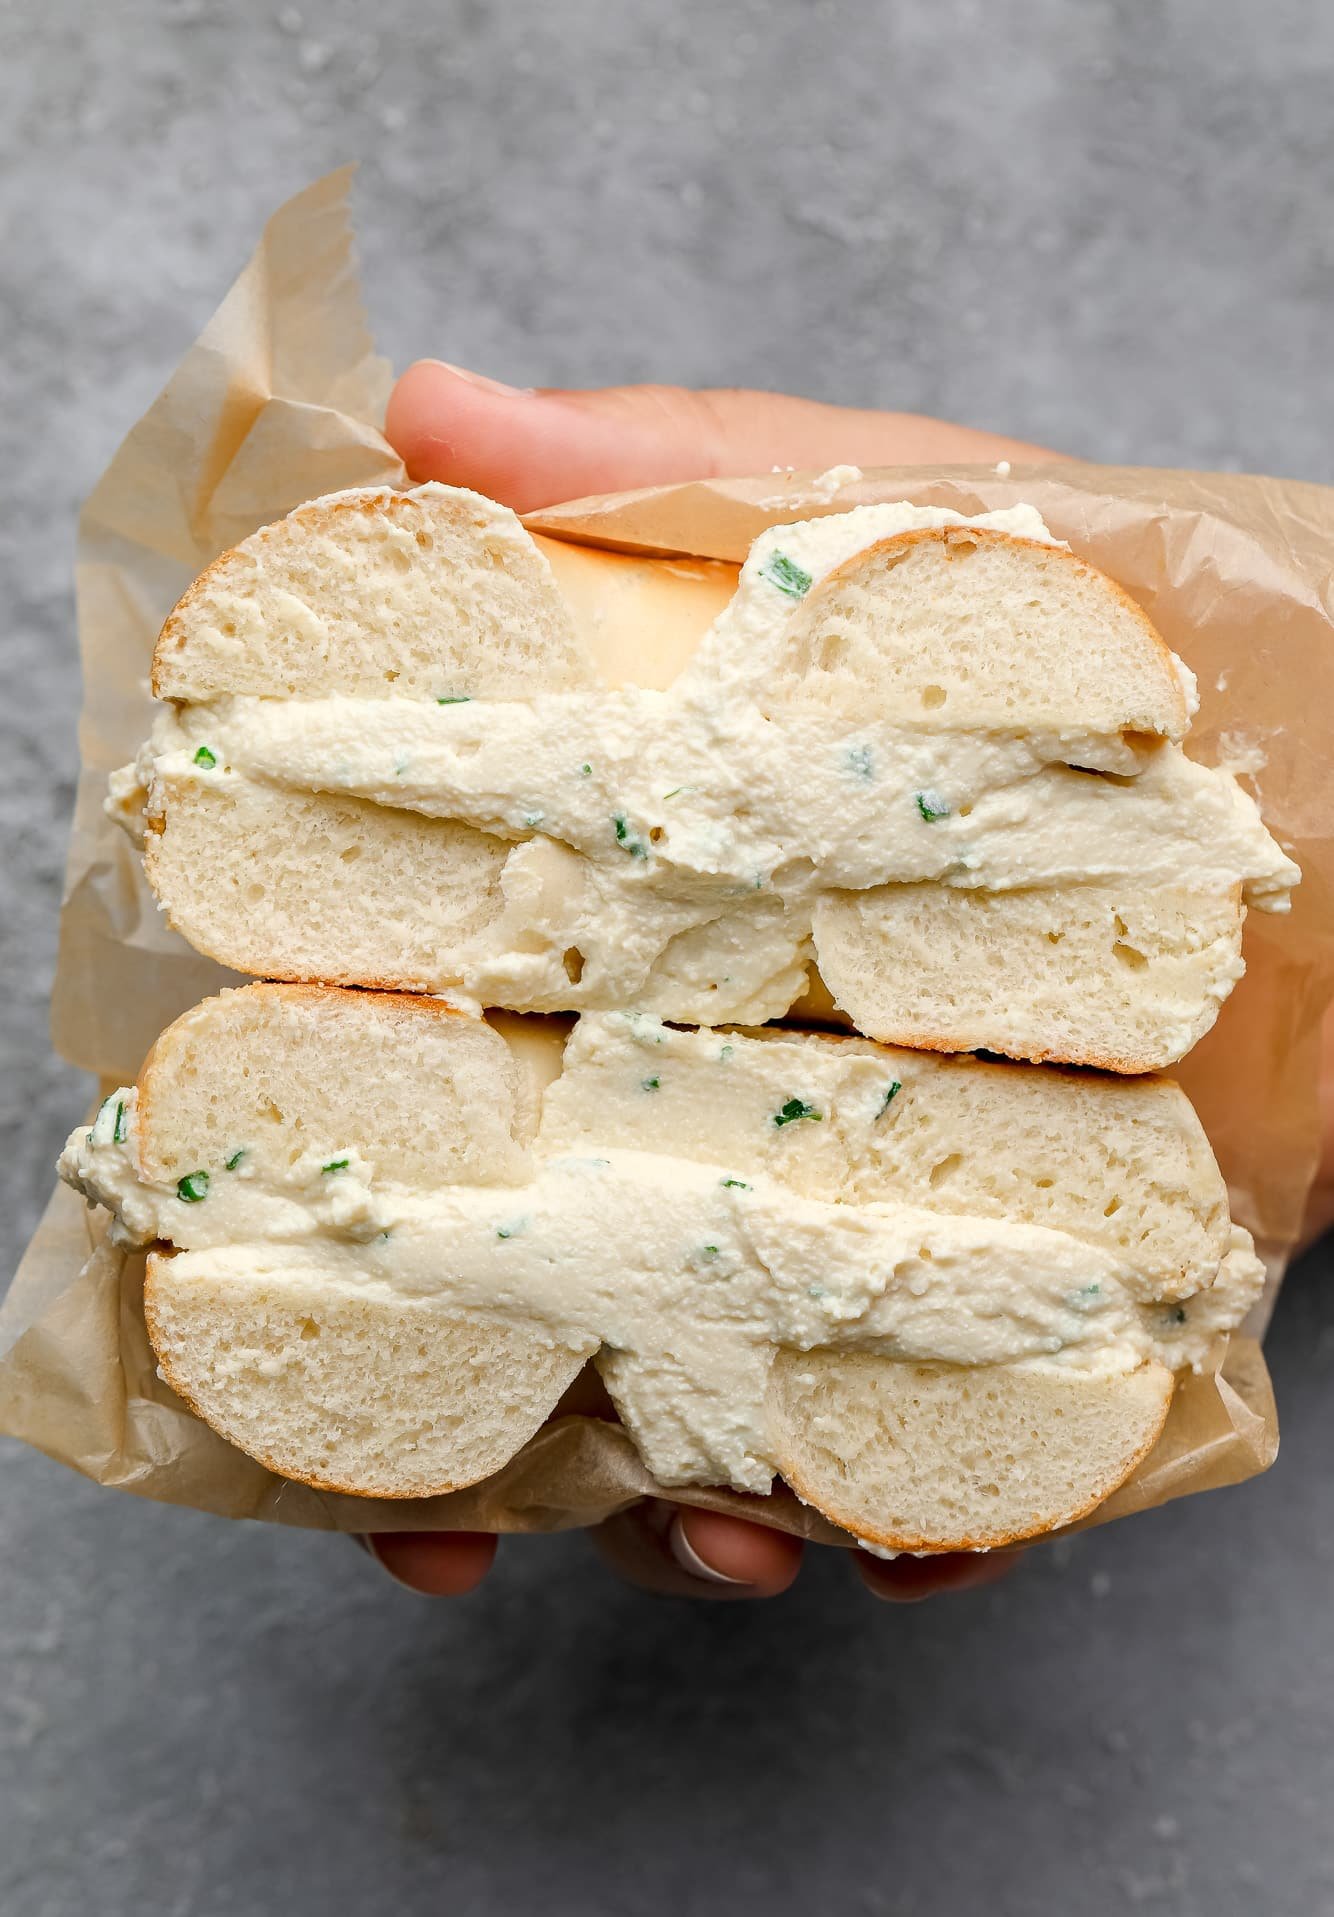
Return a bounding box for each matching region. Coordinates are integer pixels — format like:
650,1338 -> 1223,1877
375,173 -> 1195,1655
365,1529 -> 498,1596
673,1508 -> 804,1597
386,359 -> 531,492
855,1548 -> 1016,1604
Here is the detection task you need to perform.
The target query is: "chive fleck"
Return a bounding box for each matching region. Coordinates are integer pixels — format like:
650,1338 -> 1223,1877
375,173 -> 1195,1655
759,550 -> 813,598
176,1171 -> 209,1203
718,1044 -> 734,1063
225,1149 -> 245,1171
720,1176 -> 751,1190
773,1097 -> 821,1128
641,1076 -> 661,1092
580,762 -> 593,777
915,789 -> 951,822
496,1218 -> 528,1241
845,744 -> 874,782
322,1157 -> 350,1175
436,694 -> 472,705
613,814 -> 648,859
876,1081 -> 902,1120
700,1245 -> 720,1260
192,746 -> 217,770
113,1100 -> 128,1144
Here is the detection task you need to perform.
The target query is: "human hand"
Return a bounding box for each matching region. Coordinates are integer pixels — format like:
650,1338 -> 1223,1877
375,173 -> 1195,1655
369,359 -> 1329,1600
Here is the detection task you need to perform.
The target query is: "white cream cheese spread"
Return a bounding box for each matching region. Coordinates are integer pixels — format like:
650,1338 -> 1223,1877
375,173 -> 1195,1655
61,1043 -> 1264,1494
116,498 -> 1298,1019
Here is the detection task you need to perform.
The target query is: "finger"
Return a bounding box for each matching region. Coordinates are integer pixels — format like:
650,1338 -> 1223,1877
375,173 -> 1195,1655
385,360 -> 1066,514
1302,1004 -> 1334,1244
855,1547 -> 1016,1603
364,1529 -> 498,1596
591,1500 -> 804,1600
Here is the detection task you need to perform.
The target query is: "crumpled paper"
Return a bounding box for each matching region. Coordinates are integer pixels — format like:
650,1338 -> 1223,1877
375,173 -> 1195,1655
3,169 -> 1330,1538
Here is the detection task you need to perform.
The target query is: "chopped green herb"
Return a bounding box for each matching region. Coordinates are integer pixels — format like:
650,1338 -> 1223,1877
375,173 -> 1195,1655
192,746 -> 217,770
176,1171 -> 209,1203
641,1076 -> 661,1092
113,1100 -> 128,1144
495,1218 -> 528,1241
845,744 -> 874,783
876,1081 -> 902,1120
436,694 -> 472,705
759,549 -> 813,598
1068,1282 -> 1102,1311
224,1148 -> 245,1172
580,762 -> 593,777
718,1044 -> 734,1063
321,1157 -> 350,1176
613,814 -> 648,859
720,1176 -> 751,1190
915,789 -> 951,822
523,811 -> 544,829
773,1097 -> 822,1128
700,1245 -> 720,1260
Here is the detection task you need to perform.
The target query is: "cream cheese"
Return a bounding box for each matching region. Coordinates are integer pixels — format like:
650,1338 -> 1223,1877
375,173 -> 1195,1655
62,1085 -> 1264,1494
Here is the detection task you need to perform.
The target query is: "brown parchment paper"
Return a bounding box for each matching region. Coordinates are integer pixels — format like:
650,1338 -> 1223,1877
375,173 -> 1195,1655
3,169 -> 1331,1541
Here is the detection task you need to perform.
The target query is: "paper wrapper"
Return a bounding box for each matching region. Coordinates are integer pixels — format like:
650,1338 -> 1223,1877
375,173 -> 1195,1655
3,170 -> 1330,1542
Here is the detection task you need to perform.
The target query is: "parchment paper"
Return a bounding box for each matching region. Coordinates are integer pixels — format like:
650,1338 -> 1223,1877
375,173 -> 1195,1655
3,169 -> 1330,1540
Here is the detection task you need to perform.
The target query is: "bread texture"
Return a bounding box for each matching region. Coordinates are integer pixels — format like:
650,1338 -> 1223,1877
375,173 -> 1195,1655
813,881 -> 1246,1073
120,485 -> 1294,1073
145,1259 -> 585,1501
153,485 -> 592,700
62,984 -> 1262,1543
766,1351 -> 1175,1552
767,525 -> 1188,737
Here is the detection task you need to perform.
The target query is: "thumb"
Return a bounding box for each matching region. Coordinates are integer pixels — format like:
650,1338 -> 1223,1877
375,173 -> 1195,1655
385,359 -> 1063,514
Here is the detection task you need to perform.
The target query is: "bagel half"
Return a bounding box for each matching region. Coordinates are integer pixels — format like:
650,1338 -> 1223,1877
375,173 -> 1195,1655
114,484 -> 1296,1072
60,984 -> 1263,1549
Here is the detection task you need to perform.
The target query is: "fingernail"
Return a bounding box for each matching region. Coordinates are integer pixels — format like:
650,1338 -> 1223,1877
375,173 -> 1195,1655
425,359 -> 531,398
363,1534 -> 434,1596
669,1512 -> 750,1585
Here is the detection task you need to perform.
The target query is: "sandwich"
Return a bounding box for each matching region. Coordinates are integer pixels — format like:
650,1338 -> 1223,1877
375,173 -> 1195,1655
111,484 -> 1298,1072
60,982 -> 1264,1552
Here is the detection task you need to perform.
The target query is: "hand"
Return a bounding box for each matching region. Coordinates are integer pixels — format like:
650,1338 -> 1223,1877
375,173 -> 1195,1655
370,359 -> 1330,1600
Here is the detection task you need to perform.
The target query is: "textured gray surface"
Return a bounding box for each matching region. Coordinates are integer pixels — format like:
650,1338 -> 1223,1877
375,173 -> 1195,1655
3,3 -> 1333,1913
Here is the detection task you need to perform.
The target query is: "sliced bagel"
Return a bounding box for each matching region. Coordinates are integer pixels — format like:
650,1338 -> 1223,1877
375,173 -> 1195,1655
135,985 -> 587,1498
144,1255 -> 586,1500
813,881 -> 1246,1073
762,524 -> 1188,737
153,484 -> 595,700
142,775 -> 510,995
61,985 -> 1263,1535
766,1351 -> 1175,1553
118,485 -> 1295,1071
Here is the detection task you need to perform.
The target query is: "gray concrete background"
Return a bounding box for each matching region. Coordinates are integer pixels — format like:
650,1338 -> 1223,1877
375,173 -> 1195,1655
3,3 -> 1333,1912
